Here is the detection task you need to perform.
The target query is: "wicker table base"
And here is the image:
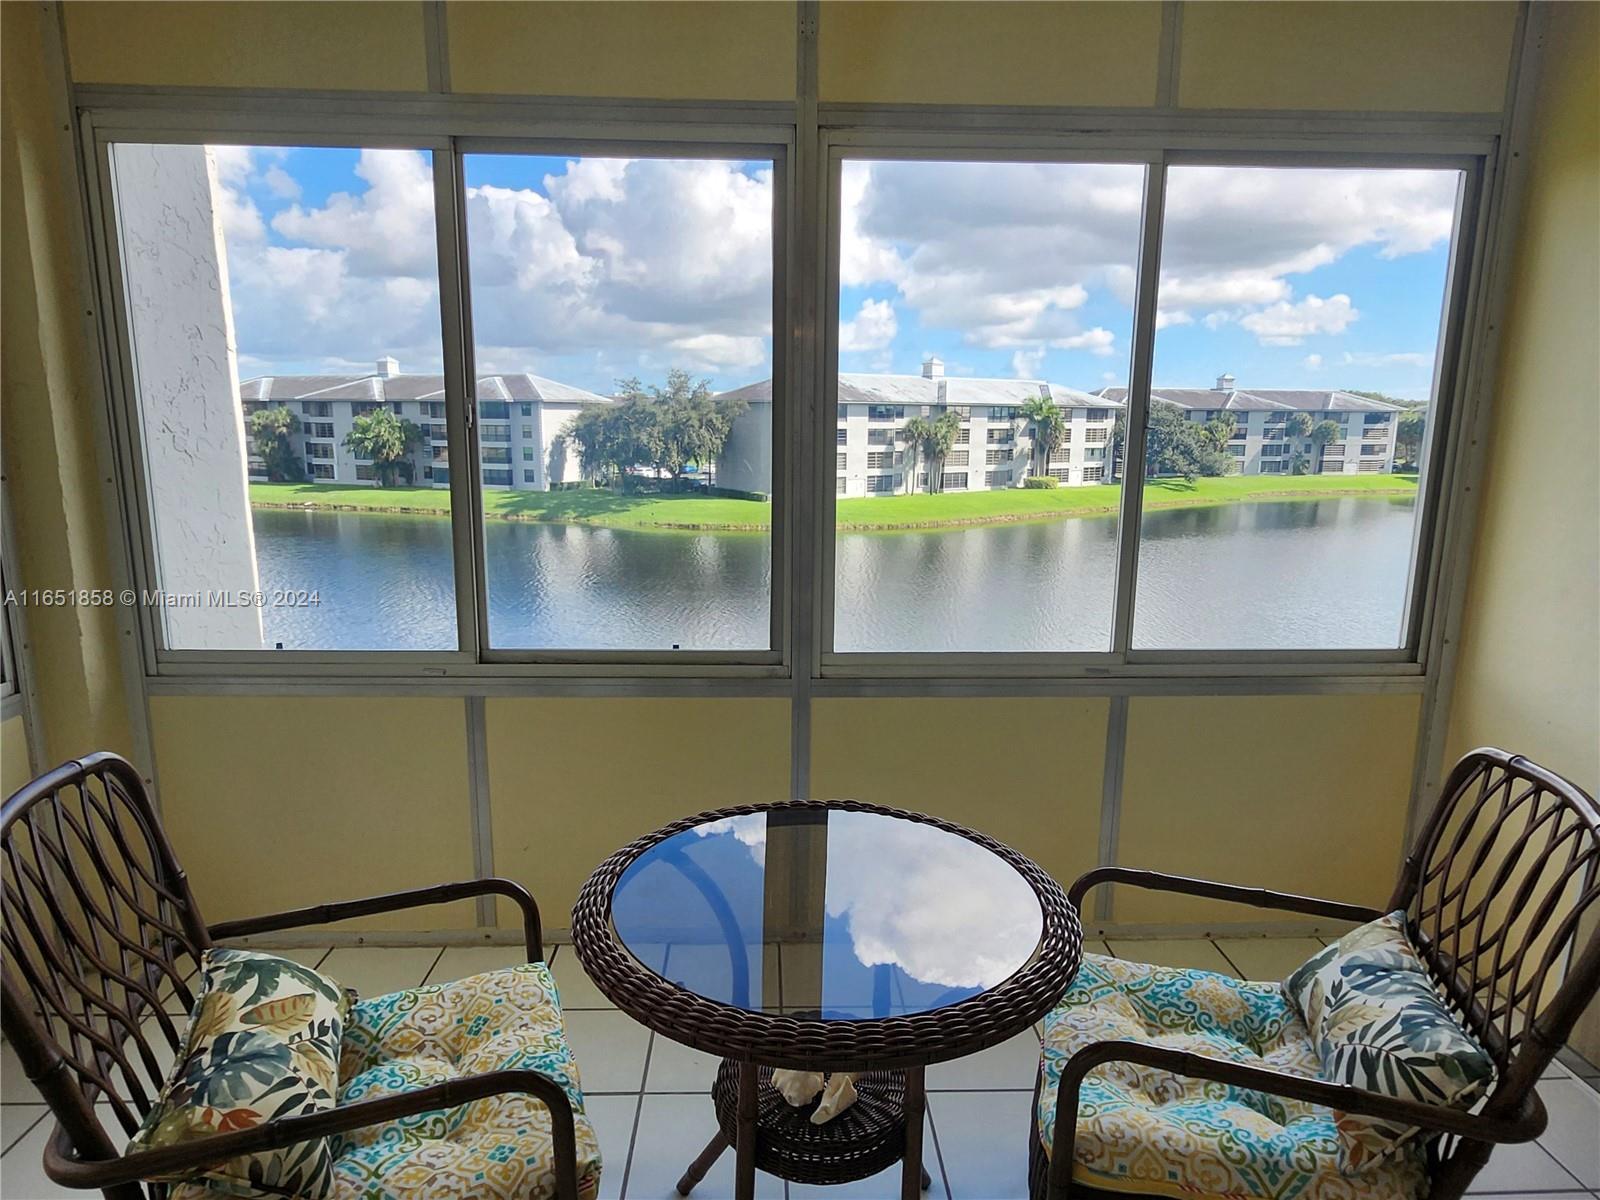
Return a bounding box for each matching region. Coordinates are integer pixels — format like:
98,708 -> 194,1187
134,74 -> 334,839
675,1059 -> 932,1195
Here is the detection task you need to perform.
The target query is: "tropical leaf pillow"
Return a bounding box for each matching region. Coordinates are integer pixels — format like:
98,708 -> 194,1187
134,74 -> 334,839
1282,911 -> 1496,1172
128,948 -> 347,1199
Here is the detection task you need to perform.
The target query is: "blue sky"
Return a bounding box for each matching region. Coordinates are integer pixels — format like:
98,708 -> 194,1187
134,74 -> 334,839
212,148 -> 1456,402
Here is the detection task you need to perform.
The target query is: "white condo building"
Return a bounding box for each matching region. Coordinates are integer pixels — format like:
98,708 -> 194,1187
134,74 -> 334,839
716,357 -> 1123,498
239,359 -> 609,490
1096,374 -> 1406,476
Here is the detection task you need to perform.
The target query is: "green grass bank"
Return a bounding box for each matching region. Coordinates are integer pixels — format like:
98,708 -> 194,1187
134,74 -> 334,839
249,474 -> 1418,532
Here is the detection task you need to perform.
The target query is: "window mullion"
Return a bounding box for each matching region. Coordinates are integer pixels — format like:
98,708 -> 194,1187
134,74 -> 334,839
1107,160 -> 1168,661
434,143 -> 486,662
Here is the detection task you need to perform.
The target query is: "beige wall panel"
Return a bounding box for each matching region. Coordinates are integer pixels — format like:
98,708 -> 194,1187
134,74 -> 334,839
2,715 -> 32,796
1178,2 -> 1516,113
1445,1 -> 1599,1062
810,698 -> 1107,890
820,2 -> 1161,107
1117,694 -> 1419,925
63,2 -> 428,91
447,2 -> 796,100
486,698 -> 790,924
149,696 -> 476,930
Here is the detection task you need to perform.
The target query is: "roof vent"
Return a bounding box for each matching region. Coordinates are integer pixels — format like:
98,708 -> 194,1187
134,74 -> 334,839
377,356 -> 401,378
922,356 -> 945,379
1214,372 -> 1235,391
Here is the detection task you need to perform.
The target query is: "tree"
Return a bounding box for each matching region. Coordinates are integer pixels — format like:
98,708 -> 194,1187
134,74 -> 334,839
1309,419 -> 1341,474
1142,402 -> 1232,482
1396,409 -> 1427,468
1290,450 -> 1311,475
1019,395 -> 1065,477
248,405 -> 304,482
1202,411 -> 1237,451
564,370 -> 747,489
902,410 -> 961,493
1284,411 -> 1314,440
344,408 -> 425,487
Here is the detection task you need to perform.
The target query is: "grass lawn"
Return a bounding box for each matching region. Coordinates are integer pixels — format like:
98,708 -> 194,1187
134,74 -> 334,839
250,472 -> 1417,532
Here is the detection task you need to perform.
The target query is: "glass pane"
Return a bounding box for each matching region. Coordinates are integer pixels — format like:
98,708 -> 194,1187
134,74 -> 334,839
831,160 -> 1146,653
109,144 -> 455,651
462,154 -> 775,650
1132,165 -> 1459,650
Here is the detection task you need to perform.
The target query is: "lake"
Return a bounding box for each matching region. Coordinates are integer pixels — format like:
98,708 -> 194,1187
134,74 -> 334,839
248,495 -> 1419,653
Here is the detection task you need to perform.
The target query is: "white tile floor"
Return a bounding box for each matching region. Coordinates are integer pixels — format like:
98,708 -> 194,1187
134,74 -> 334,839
2,937 -> 1596,1199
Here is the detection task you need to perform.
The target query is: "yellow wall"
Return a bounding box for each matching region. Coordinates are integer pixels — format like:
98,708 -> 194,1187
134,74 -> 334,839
1,715 -> 32,796
1116,695 -> 1419,925
149,696 -> 478,930
1445,1 -> 1600,1062
448,2 -> 796,100
1178,2 -> 1517,113
819,2 -> 1161,108
810,698 -> 1108,890
1,1 -> 135,767
486,698 -> 790,924
63,2 -> 430,91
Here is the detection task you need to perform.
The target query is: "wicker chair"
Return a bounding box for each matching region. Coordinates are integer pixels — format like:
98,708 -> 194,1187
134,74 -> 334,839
1,751 -> 588,1200
1032,747 -> 1600,1200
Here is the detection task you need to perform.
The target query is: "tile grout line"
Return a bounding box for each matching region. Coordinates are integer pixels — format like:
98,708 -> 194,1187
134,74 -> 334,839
2,1109 -> 46,1157
619,1032 -> 659,1200
925,1093 -> 954,1199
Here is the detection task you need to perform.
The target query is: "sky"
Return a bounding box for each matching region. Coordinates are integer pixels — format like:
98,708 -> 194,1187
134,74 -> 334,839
199,146 -> 1459,401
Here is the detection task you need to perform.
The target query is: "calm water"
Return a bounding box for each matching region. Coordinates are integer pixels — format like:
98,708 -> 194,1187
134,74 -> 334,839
249,496 -> 1417,653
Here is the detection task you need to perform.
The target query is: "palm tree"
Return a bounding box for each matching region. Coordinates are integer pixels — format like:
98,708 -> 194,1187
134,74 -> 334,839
902,411 -> 961,493
248,405 -> 304,482
1309,419 -> 1341,474
1290,450 -> 1311,475
1019,395 -> 1065,477
344,408 -> 426,487
1285,411 -> 1314,439
1202,411 -> 1237,451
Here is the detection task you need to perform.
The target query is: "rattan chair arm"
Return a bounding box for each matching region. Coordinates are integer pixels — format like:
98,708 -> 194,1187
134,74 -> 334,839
209,877 -> 543,961
41,1066 -> 581,1199
1066,866 -> 1385,924
1044,1039 -> 1546,1197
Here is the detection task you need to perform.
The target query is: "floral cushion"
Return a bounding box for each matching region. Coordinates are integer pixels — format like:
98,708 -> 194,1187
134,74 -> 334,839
1283,912 -> 1496,1170
131,948 -> 347,1199
1037,953 -> 1426,1200
329,962 -> 603,1200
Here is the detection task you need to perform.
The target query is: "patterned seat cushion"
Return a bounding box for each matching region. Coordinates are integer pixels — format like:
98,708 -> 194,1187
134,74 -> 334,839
330,963 -> 603,1200
1036,954 -> 1426,1200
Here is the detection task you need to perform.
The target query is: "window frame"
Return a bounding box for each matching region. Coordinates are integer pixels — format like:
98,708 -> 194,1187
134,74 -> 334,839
73,101 -> 1495,688
818,138 -> 1486,678
83,119 -> 793,677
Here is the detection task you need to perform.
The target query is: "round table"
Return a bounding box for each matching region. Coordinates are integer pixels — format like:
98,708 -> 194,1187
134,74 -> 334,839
571,800 -> 1081,1200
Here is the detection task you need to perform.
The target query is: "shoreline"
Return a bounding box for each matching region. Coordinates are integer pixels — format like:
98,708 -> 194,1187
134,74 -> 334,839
249,480 -> 1418,533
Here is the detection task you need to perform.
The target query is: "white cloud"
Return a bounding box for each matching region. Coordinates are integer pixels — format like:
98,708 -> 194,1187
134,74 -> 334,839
1239,293 -> 1359,346
839,298 -> 898,353
211,150 -> 775,386
263,164 -> 301,200
1011,348 -> 1046,378
1341,350 -> 1436,368
1303,353 -> 1324,370
1057,327 -> 1116,356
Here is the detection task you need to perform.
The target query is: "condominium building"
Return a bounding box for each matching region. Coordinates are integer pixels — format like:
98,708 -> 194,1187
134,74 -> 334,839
716,357 -> 1123,497
239,358 -> 609,490
1095,374 -> 1406,476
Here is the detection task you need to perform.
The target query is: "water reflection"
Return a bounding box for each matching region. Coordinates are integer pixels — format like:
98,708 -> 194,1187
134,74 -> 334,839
250,497 -> 1418,652
611,810 -> 1044,1018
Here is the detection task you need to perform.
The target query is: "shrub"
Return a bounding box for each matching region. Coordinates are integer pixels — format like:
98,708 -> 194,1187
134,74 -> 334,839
1023,475 -> 1058,489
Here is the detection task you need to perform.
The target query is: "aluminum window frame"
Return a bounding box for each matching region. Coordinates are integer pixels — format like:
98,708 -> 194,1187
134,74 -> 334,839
816,133 -> 1492,679
80,110 -> 795,678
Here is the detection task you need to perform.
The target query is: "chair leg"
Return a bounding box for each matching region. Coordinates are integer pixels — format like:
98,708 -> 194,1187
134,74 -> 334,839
676,1130 -> 730,1196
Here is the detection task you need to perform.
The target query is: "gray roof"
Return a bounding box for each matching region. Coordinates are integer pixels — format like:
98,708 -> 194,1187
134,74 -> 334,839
719,373 -> 1119,410
239,372 -> 610,405
1093,386 -> 1403,414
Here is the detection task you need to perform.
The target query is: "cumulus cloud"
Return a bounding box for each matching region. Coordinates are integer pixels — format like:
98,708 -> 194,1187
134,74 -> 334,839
841,160 -> 1457,365
1239,293 -> 1359,346
1303,353 -> 1324,370
1341,350 -> 1436,368
839,298 -> 898,353
1011,348 -> 1045,378
208,148 -> 775,385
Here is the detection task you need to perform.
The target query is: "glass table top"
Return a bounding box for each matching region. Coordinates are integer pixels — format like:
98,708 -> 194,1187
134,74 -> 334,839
609,808 -> 1045,1020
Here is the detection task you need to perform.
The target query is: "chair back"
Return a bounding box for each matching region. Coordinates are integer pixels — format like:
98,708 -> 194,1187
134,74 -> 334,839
1393,748 -> 1600,1122
1,752 -> 212,1163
